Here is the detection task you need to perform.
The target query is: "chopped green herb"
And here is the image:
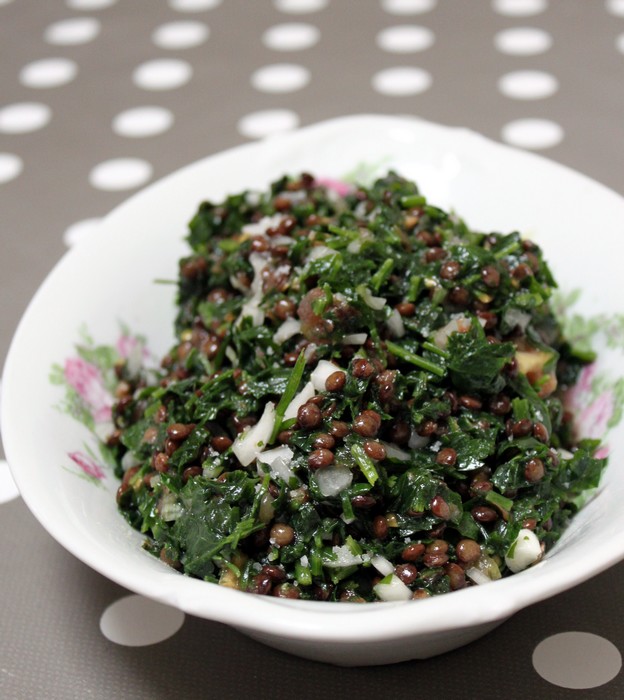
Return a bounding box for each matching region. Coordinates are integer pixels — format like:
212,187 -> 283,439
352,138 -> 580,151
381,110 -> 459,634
109,171 -> 607,603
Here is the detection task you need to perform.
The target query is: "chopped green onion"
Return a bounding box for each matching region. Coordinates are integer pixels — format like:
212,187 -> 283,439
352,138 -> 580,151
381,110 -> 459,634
218,239 -> 240,253
422,340 -> 450,359
400,194 -> 426,209
295,561 -> 313,586
341,491 -> 355,522
485,491 -> 514,512
270,351 -> 306,443
327,224 -> 359,240
493,239 -> 521,260
407,275 -> 422,302
351,443 -> 379,486
512,397 -> 530,421
385,340 -> 446,377
370,258 -> 394,292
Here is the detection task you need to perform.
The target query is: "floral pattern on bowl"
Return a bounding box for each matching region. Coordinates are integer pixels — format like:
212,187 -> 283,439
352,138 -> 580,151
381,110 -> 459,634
50,325 -> 151,485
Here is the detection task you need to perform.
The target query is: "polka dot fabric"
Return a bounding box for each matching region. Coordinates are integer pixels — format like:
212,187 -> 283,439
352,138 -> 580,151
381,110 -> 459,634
1,0 -> 623,697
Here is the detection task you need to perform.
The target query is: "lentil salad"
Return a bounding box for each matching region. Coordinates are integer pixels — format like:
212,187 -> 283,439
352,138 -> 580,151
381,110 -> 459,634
109,172 -> 606,602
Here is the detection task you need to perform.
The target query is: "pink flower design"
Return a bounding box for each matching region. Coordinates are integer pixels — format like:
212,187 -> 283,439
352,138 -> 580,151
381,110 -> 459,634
64,357 -> 113,422
577,391 -> 614,440
68,451 -> 106,480
565,363 -> 614,443
566,364 -> 596,413
315,177 -> 353,197
116,334 -> 138,359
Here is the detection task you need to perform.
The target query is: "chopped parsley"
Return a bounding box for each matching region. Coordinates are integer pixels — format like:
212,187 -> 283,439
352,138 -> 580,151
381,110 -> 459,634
107,172 -> 606,602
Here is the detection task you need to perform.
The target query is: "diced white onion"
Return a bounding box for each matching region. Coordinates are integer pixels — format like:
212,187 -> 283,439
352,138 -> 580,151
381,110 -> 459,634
346,240 -> 361,253
316,464 -> 353,497
465,567 -> 492,586
306,245 -> 338,262
386,308 -> 405,338
273,318 -> 301,344
341,333 -> 367,345
224,346 -> 239,366
158,492 -> 184,522
469,552 -> 502,581
238,300 -> 264,327
311,360 -> 345,392
257,445 -> 297,484
323,544 -> 369,568
93,420 -> 115,443
275,190 -> 306,203
358,285 -> 387,311
249,252 -> 267,296
270,235 -> 295,247
503,307 -> 531,332
557,448 -> 574,460
371,555 -> 394,577
303,343 -> 317,362
432,315 -> 472,349
505,528 -> 542,573
121,451 -> 141,471
408,430 -> 429,450
229,274 -> 248,293
284,380 -> 315,420
232,402 -> 276,466
242,214 -> 284,236
258,492 -> 276,524
380,441 -> 411,461
373,575 -> 412,602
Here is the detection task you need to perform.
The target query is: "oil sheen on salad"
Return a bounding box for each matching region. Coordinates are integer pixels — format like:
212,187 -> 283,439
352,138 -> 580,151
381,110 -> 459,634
108,172 -> 606,603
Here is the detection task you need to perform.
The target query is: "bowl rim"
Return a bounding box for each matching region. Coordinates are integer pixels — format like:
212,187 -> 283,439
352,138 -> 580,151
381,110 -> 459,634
4,113 -> 624,643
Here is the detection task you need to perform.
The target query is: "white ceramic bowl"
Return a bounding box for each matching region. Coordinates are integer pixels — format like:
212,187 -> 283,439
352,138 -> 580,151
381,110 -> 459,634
4,115 -> 624,666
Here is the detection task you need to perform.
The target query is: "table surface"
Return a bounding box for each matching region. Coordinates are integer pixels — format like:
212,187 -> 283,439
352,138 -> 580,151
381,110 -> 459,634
1,1 -> 623,698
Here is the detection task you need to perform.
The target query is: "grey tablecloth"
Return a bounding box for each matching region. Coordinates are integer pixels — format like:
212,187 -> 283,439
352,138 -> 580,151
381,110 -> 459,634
1,1 -> 623,698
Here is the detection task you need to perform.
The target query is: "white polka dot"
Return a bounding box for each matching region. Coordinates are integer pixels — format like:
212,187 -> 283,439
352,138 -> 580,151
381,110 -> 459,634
20,58 -> 78,89
494,27 -> 552,55
606,0 -> 624,16
66,0 -> 118,9
100,595 -> 185,646
0,103 -> 51,134
251,63 -> 310,93
238,109 -> 300,139
112,107 -> 174,138
372,66 -> 432,96
262,23 -> 320,51
492,0 -> 547,16
89,158 -> 153,191
498,70 -> 558,100
376,25 -> 435,53
381,0 -> 437,15
0,153 -> 23,184
168,0 -> 222,10
0,460 -> 20,504
133,59 -> 192,91
45,18 -> 101,45
63,218 -> 102,247
152,21 -> 209,50
533,632 -> 622,689
501,118 -> 563,149
616,33 -> 624,54
273,0 -> 329,13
